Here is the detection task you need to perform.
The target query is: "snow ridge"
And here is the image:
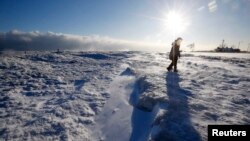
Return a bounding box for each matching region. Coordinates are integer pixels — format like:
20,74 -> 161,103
0,51 -> 249,141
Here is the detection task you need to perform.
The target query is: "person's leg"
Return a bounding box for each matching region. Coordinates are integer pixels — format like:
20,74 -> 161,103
167,61 -> 173,71
173,58 -> 178,72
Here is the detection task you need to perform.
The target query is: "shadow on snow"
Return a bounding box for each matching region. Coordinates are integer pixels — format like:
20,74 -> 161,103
129,72 -> 202,141
153,72 -> 202,141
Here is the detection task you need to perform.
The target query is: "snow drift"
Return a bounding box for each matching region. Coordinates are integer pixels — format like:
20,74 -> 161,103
0,51 -> 249,141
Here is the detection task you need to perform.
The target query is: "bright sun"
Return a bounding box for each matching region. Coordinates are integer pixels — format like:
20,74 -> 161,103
164,11 -> 189,35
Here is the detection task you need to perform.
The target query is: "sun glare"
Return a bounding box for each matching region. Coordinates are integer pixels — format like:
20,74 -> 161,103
164,11 -> 189,35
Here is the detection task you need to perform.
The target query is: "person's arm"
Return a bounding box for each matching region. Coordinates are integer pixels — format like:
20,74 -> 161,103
174,46 -> 181,58
178,48 -> 181,58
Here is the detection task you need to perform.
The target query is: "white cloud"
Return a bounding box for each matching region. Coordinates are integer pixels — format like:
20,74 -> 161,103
197,6 -> 205,11
0,30 -> 165,51
208,0 -> 218,13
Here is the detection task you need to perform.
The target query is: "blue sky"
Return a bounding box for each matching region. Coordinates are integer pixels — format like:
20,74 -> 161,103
0,0 -> 250,51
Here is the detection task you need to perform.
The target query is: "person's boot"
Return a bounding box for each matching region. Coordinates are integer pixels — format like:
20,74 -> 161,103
174,66 -> 178,72
167,67 -> 172,71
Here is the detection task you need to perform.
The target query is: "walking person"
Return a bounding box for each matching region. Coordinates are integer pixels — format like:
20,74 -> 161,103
167,37 -> 183,72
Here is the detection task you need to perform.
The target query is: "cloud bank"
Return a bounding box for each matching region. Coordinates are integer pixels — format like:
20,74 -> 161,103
0,30 -> 164,51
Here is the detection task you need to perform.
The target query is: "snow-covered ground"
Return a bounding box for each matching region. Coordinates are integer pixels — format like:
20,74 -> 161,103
0,51 -> 249,141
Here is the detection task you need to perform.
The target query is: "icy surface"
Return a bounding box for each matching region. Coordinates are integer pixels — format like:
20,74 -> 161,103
0,51 -> 249,141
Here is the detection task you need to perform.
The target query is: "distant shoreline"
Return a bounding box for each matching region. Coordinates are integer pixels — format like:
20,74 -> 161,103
191,51 -> 250,54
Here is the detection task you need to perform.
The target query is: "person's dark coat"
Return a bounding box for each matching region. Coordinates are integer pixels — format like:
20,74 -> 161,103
169,42 -> 181,60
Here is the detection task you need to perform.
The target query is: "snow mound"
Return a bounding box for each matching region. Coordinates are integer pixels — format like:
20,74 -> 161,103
133,76 -> 163,112
0,51 -> 126,141
120,67 -> 136,76
0,51 -> 249,141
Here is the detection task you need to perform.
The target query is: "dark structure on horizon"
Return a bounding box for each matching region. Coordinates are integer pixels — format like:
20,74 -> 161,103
215,40 -> 241,52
